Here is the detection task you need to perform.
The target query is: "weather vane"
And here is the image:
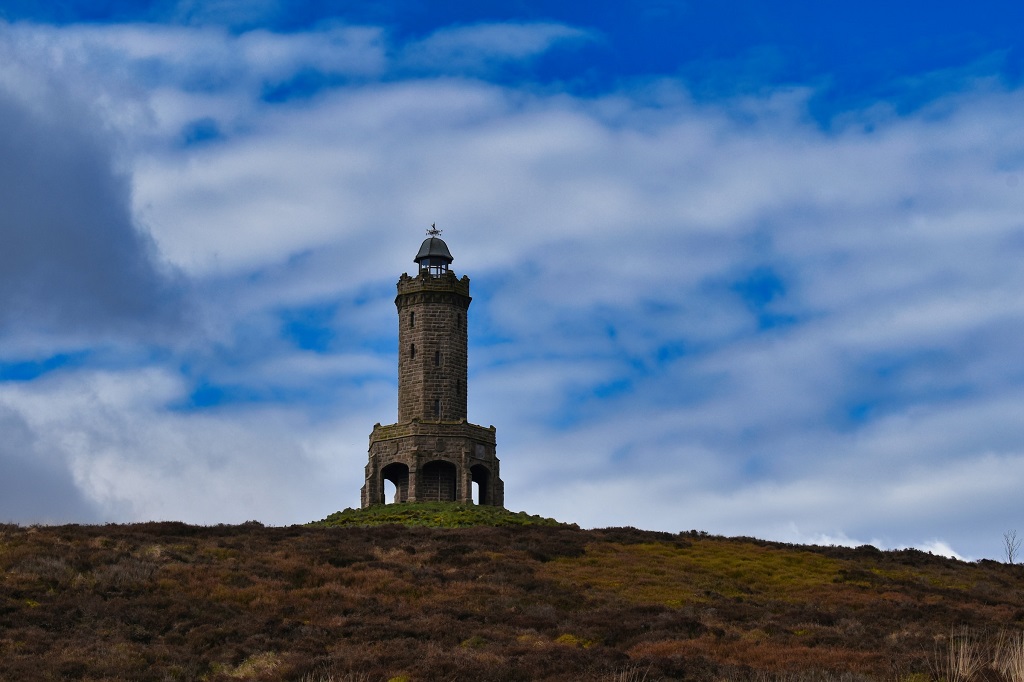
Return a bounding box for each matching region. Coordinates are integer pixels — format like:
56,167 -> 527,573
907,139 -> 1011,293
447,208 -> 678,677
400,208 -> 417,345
427,222 -> 442,237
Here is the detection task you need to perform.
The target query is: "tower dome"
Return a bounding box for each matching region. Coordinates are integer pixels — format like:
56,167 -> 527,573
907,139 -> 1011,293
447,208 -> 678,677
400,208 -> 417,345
414,236 -> 453,276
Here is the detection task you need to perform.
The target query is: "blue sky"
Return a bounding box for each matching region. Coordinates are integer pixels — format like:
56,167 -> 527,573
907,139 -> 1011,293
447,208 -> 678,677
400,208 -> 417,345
1,0 -> 1023,560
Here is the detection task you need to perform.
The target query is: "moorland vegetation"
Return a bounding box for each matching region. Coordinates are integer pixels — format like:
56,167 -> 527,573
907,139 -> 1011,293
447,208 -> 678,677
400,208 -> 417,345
1,503 -> 1022,681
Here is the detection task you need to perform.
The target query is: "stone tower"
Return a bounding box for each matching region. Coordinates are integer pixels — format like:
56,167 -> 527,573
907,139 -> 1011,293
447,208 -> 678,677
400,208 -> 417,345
361,230 -> 503,508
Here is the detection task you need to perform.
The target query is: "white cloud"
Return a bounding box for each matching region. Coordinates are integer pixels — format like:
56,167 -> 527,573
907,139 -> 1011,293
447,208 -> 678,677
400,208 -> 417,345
2,21 -> 387,86
912,540 -> 965,561
0,405 -> 101,524
0,368 -> 371,523
399,22 -> 594,74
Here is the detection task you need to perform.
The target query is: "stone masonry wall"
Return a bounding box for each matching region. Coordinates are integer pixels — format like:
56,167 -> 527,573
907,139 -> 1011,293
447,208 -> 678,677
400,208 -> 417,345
361,422 -> 502,508
396,271 -> 470,424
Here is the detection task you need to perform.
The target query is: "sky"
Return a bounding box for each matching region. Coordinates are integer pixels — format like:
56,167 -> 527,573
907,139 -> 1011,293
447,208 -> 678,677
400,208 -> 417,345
0,0 -> 1022,560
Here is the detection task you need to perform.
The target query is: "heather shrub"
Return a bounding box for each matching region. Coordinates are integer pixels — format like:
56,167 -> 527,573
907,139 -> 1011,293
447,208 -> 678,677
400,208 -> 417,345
2,522 -> 1023,680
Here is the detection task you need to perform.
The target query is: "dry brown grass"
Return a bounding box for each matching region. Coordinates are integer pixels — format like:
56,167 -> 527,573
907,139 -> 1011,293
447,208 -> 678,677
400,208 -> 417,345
996,630 -> 1024,682
1,521 -> 1023,680
932,627 -> 987,682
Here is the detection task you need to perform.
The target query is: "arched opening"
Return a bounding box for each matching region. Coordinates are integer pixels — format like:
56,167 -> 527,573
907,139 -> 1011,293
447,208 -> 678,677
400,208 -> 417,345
421,460 -> 457,502
380,462 -> 409,504
471,464 -> 490,505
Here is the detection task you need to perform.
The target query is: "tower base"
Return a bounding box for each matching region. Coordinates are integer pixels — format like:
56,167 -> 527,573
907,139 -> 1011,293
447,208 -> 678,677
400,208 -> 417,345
361,420 -> 503,508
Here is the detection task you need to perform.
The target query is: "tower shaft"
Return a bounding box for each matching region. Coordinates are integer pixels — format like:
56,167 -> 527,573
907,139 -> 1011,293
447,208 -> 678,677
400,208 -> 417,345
396,272 -> 470,423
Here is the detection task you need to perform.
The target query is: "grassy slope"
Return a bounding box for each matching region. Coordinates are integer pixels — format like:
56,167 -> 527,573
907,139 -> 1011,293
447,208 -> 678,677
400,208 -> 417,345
311,502 -> 567,528
1,507 -> 1022,681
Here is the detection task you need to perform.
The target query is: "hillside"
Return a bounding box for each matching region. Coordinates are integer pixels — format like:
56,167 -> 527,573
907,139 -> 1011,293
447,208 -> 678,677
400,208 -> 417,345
2,507 -> 1023,681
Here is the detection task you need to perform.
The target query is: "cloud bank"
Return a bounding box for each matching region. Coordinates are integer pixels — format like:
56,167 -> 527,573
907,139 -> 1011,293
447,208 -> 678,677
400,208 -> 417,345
0,81 -> 184,342
0,19 -> 1021,559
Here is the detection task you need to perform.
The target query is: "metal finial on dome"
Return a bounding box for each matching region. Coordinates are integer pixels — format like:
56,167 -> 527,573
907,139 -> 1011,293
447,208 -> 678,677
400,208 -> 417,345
427,222 -> 442,237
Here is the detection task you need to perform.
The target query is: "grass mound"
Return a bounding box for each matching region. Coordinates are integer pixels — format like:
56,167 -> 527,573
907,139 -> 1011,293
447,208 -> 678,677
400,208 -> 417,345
309,501 -> 569,528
